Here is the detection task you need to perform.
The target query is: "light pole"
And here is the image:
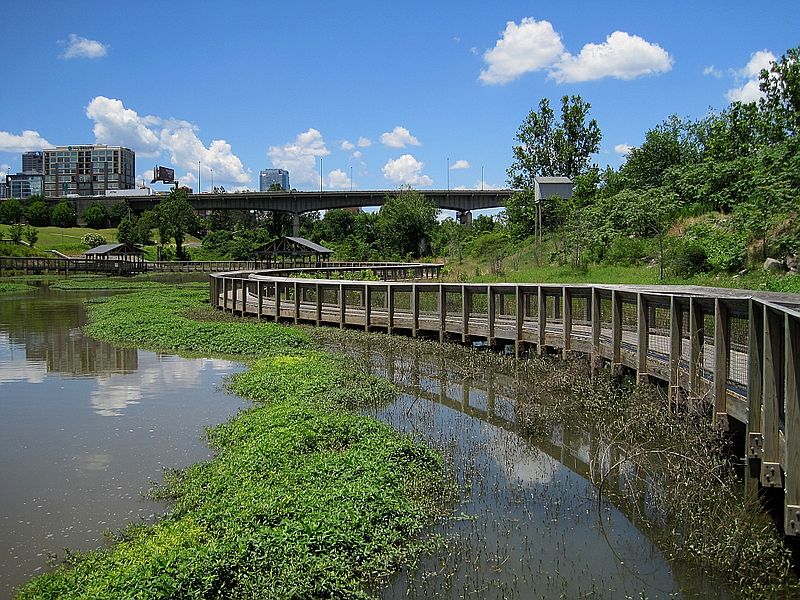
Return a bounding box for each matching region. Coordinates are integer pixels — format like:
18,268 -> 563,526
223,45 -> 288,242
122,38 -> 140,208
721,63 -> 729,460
447,157 -> 450,190
481,166 -> 484,191
210,168 -> 213,192
350,166 -> 353,192
197,161 -> 201,193
320,158 -> 323,192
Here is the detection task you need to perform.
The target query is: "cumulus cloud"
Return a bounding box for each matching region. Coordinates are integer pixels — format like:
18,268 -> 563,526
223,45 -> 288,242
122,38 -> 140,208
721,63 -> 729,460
327,168 -> 352,189
614,143 -> 633,155
380,126 -> 420,148
450,159 -> 470,170
352,150 -> 362,159
84,95 -> 251,186
86,96 -> 160,156
726,50 -> 775,103
479,18 -> 564,85
703,65 -> 723,78
268,128 -> 330,186
0,130 -> 52,152
340,140 -> 355,151
479,18 -> 672,85
61,34 -> 108,59
552,31 -> 673,83
382,154 -> 432,186
357,136 -> 372,147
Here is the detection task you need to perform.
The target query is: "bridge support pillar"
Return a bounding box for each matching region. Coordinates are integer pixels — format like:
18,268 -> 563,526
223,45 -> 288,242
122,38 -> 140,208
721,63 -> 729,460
457,210 -> 472,226
292,213 -> 300,237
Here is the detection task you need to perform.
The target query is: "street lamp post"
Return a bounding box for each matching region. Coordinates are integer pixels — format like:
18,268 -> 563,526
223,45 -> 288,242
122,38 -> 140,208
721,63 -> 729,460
210,168 -> 213,192
197,161 -> 201,194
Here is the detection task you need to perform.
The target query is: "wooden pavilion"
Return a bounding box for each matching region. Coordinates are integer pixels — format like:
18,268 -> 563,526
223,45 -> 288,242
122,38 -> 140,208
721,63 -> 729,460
255,236 -> 333,267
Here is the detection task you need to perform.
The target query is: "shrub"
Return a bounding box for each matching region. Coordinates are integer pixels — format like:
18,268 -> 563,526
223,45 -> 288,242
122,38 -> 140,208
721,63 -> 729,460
605,236 -> 653,266
686,221 -> 747,271
668,237 -> 709,277
52,201 -> 77,227
83,233 -> 107,248
82,202 -> 109,229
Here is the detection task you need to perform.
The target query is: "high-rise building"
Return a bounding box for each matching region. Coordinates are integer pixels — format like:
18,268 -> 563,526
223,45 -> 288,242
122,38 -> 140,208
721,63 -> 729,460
22,151 -> 43,174
42,145 -> 135,197
6,173 -> 43,198
259,169 -> 289,191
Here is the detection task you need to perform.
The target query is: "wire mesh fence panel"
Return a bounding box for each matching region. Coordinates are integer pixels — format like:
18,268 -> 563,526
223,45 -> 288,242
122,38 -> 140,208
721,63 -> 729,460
524,291 -> 538,319
394,290 -> 412,311
650,306 -> 670,358
344,288 -> 364,307
445,291 -> 462,315
545,293 -> 563,324
299,285 -> 316,303
498,292 -> 517,317
703,312 -> 716,384
470,292 -> 488,315
321,286 -> 338,305
418,290 -> 439,314
600,296 -> 612,343
621,301 -> 637,333
572,296 -> 589,326
728,315 -> 749,388
370,289 -> 387,310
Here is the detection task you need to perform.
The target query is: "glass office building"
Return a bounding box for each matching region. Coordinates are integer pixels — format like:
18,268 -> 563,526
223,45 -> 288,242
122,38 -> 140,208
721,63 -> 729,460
6,173 -> 44,198
259,169 -> 290,191
43,145 -> 135,197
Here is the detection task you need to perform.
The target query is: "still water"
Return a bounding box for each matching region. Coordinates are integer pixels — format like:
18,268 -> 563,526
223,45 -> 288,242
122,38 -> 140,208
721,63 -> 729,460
0,288 -> 247,598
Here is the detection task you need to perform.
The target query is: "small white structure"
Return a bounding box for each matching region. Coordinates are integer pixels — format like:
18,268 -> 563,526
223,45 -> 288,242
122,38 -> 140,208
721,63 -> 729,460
534,176 -> 573,203
105,187 -> 151,197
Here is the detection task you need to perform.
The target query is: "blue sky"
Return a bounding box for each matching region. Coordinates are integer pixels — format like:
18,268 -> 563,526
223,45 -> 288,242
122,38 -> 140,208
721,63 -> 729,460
1,1 -> 798,194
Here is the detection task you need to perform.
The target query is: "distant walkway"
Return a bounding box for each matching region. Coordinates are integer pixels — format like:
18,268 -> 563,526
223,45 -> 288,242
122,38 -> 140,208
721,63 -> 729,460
210,263 -> 800,537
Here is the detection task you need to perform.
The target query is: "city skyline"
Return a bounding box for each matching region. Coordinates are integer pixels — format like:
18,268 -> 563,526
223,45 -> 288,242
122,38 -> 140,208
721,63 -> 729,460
1,1 -> 798,194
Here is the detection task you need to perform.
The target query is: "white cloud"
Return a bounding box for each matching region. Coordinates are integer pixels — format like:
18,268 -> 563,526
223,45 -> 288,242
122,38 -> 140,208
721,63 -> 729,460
357,136 -> 372,147
450,159 -> 470,170
725,49 -> 776,103
0,130 -> 52,152
340,140 -> 355,151
479,19 -> 672,85
479,18 -> 564,85
552,31 -> 673,83
382,154 -> 433,186
84,95 -> 250,186
327,168 -> 352,189
86,96 -> 160,156
352,150 -> 362,159
380,126 -> 420,148
703,65 -> 723,78
614,143 -> 633,155
61,34 -> 108,59
268,128 -> 330,186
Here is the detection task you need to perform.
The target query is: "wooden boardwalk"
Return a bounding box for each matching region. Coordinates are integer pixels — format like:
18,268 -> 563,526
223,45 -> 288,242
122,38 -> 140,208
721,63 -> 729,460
210,264 -> 800,536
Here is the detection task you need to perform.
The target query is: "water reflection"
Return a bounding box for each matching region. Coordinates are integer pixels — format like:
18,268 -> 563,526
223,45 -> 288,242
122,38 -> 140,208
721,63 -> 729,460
324,336 -> 728,599
0,289 -> 247,598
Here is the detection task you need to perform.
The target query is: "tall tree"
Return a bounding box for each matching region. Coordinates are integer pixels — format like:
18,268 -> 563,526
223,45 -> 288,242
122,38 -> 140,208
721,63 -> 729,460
507,95 -> 602,188
759,46 -> 799,138
621,115 -> 700,189
155,188 -> 197,260
376,188 -> 439,258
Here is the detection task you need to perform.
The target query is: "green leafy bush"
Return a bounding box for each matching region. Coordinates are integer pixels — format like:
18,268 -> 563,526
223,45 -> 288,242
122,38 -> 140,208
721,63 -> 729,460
685,221 -> 747,271
82,232 -> 107,248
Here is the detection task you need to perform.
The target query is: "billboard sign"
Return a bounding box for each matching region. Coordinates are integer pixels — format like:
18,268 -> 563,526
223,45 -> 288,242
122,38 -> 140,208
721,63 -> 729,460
151,166 -> 175,184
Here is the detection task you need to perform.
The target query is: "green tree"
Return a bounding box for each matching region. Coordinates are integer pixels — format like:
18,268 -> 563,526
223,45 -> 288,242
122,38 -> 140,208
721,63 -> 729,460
24,225 -> 38,248
621,115 -> 701,190
507,95 -> 602,188
82,202 -> 109,229
0,199 -> 24,224
759,46 -> 799,138
51,201 -> 77,227
116,215 -> 136,245
154,188 -> 197,259
24,200 -> 52,226
9,223 -> 24,244
376,188 -> 439,258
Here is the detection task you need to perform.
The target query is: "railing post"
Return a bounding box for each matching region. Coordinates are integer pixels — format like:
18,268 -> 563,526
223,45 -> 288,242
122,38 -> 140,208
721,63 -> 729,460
537,287 -> 546,354
339,283 -> 345,329
487,285 -> 495,347
293,281 -> 299,324
462,286 -> 469,343
714,298 -> 730,427
611,290 -> 622,367
388,284 -> 394,335
274,281 -> 281,320
785,313 -> 800,535
637,293 -> 648,382
364,284 -> 371,332
689,298 -> 704,398
562,286 -> 572,358
439,284 -> 446,343
257,280 -> 263,320
222,277 -> 229,311
591,287 -> 601,358
412,285 -> 419,337
669,296 -> 682,402
316,283 -> 322,326
232,279 -> 239,313
747,300 -> 764,461
762,307 -> 783,488
515,286 -> 524,358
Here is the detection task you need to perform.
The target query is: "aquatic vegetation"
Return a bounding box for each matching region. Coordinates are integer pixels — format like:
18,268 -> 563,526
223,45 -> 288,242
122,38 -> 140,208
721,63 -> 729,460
0,282 -> 34,295
16,286 -> 451,599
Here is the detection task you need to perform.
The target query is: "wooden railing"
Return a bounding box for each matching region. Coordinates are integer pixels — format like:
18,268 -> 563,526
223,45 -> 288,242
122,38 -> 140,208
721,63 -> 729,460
210,265 -> 800,536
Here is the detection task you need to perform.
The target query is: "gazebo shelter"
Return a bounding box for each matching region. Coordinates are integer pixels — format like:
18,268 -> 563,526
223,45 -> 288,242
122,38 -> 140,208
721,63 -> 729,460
255,236 -> 333,267
82,243 -> 145,269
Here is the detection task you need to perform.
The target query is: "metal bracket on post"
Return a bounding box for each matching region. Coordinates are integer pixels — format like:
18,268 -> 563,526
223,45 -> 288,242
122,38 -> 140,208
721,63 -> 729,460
714,412 -> 730,431
786,506 -> 800,537
748,432 -> 764,459
761,462 -> 784,488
